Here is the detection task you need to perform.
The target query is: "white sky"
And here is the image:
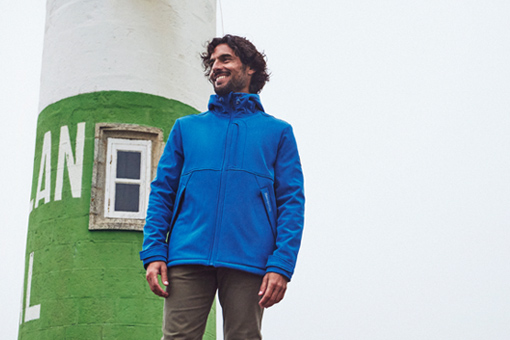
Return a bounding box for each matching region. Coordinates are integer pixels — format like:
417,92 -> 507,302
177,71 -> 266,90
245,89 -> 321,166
2,1 -> 510,339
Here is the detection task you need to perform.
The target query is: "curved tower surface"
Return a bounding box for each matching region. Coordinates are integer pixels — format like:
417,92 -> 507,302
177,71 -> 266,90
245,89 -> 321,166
19,1 -> 216,339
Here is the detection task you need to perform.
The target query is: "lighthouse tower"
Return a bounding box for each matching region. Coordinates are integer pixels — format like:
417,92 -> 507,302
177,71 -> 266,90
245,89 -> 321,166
18,1 -> 216,339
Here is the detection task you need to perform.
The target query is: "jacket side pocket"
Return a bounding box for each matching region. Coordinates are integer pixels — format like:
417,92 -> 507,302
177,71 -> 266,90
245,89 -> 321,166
167,173 -> 192,241
260,187 -> 276,240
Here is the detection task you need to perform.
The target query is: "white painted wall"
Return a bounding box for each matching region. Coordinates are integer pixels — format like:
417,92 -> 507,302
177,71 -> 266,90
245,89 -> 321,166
39,0 -> 216,112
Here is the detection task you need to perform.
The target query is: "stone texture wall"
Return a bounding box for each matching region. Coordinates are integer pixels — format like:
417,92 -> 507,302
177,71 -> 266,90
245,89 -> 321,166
19,91 -> 215,339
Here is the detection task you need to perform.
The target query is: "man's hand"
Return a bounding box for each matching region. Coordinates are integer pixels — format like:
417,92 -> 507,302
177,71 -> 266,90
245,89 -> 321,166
258,272 -> 288,308
146,261 -> 169,298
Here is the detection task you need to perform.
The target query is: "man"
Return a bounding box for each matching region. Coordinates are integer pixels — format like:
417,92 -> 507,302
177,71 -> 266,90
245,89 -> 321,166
140,35 -> 305,339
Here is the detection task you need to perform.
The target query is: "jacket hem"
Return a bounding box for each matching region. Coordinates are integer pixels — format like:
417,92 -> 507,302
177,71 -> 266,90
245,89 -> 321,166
167,259 -> 266,277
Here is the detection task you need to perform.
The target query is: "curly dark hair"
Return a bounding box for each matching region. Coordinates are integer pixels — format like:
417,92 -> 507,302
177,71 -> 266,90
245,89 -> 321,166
201,35 -> 270,94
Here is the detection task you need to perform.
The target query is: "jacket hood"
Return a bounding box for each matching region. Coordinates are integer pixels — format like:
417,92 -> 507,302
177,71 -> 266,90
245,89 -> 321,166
208,92 -> 265,114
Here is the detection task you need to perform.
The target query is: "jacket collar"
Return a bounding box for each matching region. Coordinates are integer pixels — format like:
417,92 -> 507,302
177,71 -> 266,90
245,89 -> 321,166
208,92 -> 265,115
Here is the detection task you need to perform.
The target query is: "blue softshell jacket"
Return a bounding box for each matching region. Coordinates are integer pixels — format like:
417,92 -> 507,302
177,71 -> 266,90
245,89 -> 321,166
140,92 -> 305,280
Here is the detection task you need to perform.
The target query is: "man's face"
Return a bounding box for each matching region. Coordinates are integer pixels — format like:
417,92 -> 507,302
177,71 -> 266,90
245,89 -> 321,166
209,44 -> 254,95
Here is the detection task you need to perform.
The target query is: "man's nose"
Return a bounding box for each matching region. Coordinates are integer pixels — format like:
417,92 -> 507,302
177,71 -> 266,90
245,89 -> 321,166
211,60 -> 221,73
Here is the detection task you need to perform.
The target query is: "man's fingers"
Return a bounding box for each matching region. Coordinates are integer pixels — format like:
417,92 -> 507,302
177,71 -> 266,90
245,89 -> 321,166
153,284 -> 168,298
152,279 -> 169,298
259,285 -> 274,308
260,282 -> 283,308
147,272 -> 166,297
258,275 -> 271,307
275,286 -> 286,303
145,261 -> 169,298
260,286 -> 278,308
258,275 -> 268,296
161,265 -> 169,286
258,273 -> 288,308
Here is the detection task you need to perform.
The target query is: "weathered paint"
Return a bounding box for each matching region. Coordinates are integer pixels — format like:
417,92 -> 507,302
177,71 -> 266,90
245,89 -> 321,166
19,91 -> 217,339
34,131 -> 51,209
23,252 -> 40,323
55,123 -> 86,201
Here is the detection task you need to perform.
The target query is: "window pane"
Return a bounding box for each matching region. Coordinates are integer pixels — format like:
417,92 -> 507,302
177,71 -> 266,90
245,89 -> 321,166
115,183 -> 140,212
117,151 -> 141,179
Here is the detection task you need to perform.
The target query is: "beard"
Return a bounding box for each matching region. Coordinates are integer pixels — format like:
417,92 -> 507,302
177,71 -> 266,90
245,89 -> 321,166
211,67 -> 251,95
213,77 -> 245,95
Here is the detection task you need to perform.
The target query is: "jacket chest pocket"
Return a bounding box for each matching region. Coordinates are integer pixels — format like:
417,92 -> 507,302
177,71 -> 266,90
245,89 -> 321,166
229,121 -> 246,169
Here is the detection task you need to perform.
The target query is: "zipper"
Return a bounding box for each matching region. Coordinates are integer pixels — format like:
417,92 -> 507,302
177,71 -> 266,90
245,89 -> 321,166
208,112 -> 234,264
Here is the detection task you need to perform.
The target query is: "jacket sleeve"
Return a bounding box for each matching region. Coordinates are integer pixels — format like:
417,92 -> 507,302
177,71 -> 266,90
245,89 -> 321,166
265,125 -> 305,281
139,120 -> 184,268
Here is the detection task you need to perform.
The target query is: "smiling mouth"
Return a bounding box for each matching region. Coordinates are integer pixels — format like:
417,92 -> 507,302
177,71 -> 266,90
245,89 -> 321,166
213,73 -> 229,85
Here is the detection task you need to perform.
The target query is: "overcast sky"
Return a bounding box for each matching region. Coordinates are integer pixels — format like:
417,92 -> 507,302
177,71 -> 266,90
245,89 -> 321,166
3,1 -> 510,339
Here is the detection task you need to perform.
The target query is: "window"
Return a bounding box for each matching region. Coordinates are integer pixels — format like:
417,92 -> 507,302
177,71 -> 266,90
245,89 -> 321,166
89,123 -> 164,231
104,138 -> 151,219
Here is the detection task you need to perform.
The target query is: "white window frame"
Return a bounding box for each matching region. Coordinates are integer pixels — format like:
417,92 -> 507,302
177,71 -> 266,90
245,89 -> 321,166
104,138 -> 152,219
89,123 -> 164,231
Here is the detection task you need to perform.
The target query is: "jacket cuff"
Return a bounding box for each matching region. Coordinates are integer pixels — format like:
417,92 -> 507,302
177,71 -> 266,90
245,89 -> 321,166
266,255 -> 295,281
142,256 -> 167,269
266,266 -> 293,282
139,246 -> 167,261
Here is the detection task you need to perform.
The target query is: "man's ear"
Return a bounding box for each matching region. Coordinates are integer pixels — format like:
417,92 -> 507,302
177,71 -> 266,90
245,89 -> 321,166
247,67 -> 255,76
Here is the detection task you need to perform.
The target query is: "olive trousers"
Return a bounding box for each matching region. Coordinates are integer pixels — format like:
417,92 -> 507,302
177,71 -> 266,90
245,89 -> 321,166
162,265 -> 264,340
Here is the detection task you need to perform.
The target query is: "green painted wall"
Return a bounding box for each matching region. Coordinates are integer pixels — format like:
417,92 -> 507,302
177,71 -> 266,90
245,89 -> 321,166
19,91 -> 215,339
